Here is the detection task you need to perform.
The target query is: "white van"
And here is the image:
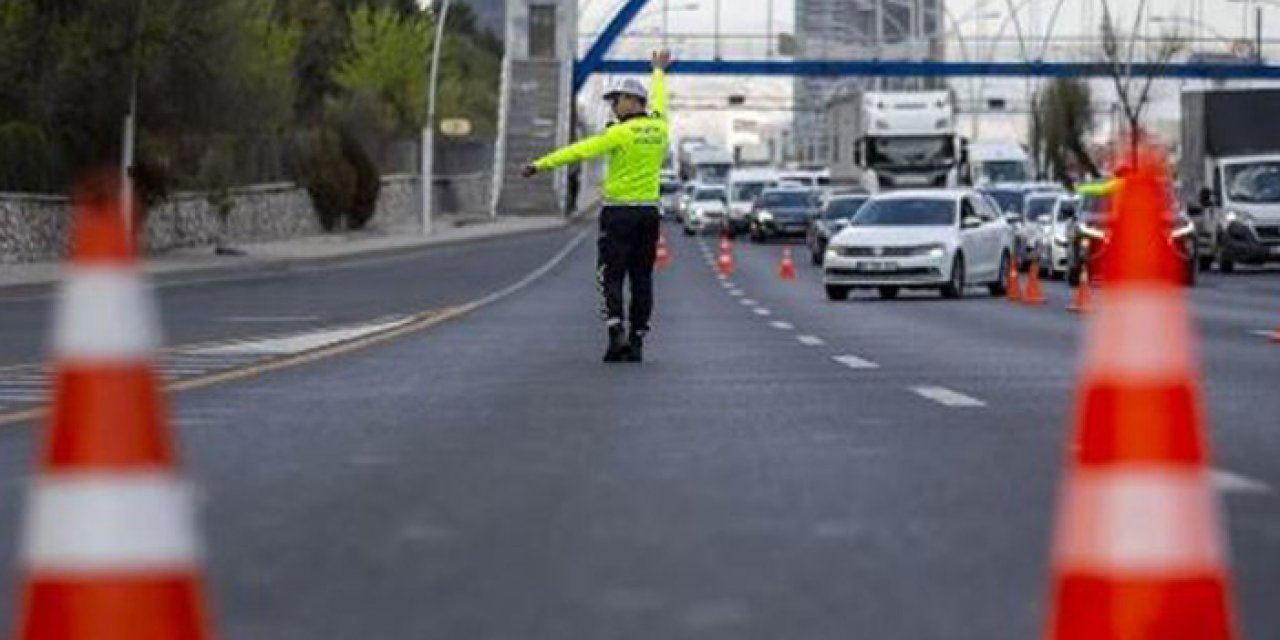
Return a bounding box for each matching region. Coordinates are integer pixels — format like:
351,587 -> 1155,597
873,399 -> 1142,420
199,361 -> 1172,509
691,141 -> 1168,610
965,142 -> 1033,186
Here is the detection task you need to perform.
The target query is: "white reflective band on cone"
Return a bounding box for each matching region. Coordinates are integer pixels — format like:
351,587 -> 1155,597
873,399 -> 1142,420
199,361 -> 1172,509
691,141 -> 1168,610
22,473 -> 200,573
1084,286 -> 1195,381
1056,467 -> 1225,575
53,268 -> 160,360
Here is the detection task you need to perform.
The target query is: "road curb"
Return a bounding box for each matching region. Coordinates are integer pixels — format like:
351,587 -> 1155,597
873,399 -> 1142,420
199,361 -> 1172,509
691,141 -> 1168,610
0,217 -> 583,298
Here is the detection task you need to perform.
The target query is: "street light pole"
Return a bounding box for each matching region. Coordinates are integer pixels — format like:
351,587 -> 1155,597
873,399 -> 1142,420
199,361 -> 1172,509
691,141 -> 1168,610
422,0 -> 452,236
122,0 -> 147,237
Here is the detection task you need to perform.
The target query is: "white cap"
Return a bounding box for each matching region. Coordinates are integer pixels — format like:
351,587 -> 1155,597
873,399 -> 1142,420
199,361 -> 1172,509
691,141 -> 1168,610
603,78 -> 649,102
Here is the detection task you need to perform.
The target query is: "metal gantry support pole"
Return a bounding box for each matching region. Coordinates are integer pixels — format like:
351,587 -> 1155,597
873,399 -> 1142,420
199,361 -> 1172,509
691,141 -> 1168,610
121,0 -> 147,237
422,0 -> 452,236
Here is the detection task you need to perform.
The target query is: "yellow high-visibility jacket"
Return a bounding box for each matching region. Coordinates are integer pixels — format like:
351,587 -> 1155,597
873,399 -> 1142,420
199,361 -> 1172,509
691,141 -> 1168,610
533,69 -> 669,204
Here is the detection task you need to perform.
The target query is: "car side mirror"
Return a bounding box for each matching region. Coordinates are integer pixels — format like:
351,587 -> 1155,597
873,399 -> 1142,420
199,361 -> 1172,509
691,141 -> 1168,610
1186,201 -> 1204,217
1004,213 -> 1021,225
1199,187 -> 1217,209
962,216 -> 983,229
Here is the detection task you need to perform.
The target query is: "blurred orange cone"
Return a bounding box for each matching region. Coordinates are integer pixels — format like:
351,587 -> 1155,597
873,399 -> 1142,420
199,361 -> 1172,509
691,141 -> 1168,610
1023,258 -> 1047,305
719,236 -> 732,254
1067,257 -> 1093,314
717,248 -> 735,276
15,178 -> 215,640
1007,258 -> 1024,303
656,233 -> 671,269
778,247 -> 796,280
1045,146 -> 1237,640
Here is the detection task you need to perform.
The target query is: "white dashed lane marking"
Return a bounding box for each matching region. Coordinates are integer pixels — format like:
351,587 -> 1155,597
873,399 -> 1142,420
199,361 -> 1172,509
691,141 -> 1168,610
740,299 -> 757,306
187,317 -> 413,356
1211,470 -> 1276,495
770,321 -> 795,330
911,386 -> 986,408
833,355 -> 879,370
797,335 -> 825,347
1250,330 -> 1279,340
730,290 -> 744,297
753,308 -> 772,316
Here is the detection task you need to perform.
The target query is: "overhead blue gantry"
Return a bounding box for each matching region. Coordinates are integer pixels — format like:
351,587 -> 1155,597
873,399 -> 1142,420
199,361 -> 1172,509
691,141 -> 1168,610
574,0 -> 1280,95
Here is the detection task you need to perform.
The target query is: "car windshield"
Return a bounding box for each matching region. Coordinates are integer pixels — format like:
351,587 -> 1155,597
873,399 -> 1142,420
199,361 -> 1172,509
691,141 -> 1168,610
1026,196 -> 1056,219
759,191 -> 814,208
981,160 -> 1031,183
982,189 -> 1024,215
824,197 -> 868,220
1225,162 -> 1280,204
695,188 -> 726,201
852,198 -> 956,227
731,181 -> 772,202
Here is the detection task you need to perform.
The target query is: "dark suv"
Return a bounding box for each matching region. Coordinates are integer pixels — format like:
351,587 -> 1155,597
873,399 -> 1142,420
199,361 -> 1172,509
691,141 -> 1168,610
807,194 -> 870,265
749,188 -> 822,242
1067,181 -> 1199,286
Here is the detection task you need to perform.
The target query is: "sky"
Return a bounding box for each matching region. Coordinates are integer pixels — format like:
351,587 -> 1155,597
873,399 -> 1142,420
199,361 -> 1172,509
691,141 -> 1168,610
576,1 -> 1280,144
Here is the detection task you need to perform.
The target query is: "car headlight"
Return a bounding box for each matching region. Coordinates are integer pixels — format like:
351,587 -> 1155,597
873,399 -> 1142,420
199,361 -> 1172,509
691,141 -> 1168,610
757,210 -> 774,222
824,248 -> 839,262
916,243 -> 946,258
1171,219 -> 1195,239
1224,210 -> 1255,226
1053,232 -> 1069,246
1078,224 -> 1106,241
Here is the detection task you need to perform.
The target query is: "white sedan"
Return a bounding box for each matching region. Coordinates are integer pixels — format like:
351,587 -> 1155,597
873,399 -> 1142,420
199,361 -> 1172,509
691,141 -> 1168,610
682,185 -> 729,236
822,190 -> 1015,301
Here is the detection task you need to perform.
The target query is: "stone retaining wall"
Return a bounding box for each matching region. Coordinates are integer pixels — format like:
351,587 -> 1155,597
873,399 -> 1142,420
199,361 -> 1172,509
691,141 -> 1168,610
0,174 -> 441,263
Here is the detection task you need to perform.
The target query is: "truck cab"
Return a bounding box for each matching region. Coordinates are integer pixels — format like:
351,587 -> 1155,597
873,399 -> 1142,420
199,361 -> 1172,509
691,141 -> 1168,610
851,91 -> 963,192
1180,88 -> 1280,272
964,142 -> 1033,187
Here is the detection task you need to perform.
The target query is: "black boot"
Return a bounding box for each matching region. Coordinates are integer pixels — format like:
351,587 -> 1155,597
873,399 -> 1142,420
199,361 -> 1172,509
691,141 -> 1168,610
603,325 -> 630,363
624,330 -> 646,363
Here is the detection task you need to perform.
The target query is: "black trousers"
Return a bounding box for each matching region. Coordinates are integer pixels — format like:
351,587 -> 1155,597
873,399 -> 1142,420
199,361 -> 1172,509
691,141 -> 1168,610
598,205 -> 660,332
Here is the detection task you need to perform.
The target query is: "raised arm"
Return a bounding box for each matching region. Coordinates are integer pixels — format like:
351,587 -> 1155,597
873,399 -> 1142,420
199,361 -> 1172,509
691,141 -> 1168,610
650,50 -> 671,120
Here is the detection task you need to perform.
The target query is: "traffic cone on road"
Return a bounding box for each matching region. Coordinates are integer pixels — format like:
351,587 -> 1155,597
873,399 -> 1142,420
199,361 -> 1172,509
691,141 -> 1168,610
778,247 -> 797,281
1067,259 -> 1093,314
1007,258 -> 1024,303
1023,258 -> 1047,305
719,236 -> 732,254
717,247 -> 735,276
14,177 -> 215,639
1044,146 -> 1237,640
655,233 -> 671,269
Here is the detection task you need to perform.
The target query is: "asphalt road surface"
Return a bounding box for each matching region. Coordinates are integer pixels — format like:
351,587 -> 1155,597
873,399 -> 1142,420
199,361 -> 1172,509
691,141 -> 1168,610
0,222 -> 1277,638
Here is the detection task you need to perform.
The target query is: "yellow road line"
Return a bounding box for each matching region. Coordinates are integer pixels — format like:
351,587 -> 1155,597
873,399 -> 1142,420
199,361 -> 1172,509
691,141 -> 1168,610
0,304 -> 474,429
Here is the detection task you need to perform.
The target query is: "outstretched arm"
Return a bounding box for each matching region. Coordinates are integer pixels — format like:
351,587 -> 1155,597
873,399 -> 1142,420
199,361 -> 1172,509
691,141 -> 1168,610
523,127 -> 625,177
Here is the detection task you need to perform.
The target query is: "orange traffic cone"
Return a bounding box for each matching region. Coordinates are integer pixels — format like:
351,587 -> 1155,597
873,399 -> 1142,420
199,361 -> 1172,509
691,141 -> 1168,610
719,236 -> 732,254
778,247 -> 797,280
655,233 -> 671,269
1067,257 -> 1093,314
1007,258 -> 1024,303
1045,145 -> 1237,640
15,177 -> 216,639
717,248 -> 735,276
1023,258 -> 1047,305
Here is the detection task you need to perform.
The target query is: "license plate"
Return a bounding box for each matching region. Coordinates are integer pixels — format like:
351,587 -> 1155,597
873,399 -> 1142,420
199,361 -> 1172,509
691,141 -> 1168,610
859,261 -> 899,272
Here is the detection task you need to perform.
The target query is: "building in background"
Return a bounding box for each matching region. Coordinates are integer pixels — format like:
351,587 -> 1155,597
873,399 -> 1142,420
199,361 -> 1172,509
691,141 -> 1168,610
793,0 -> 945,166
452,0 -> 507,39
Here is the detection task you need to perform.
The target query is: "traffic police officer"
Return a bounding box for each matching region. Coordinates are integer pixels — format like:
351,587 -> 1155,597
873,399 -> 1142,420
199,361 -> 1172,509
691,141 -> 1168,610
522,50 -> 672,362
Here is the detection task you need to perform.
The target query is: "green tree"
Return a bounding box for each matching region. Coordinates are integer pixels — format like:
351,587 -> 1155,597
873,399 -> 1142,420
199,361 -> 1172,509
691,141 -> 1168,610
333,5 -> 430,134
1031,77 -> 1099,187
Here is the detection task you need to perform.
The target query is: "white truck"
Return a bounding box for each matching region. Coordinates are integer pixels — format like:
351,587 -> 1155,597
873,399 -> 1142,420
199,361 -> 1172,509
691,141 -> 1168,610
1180,88 -> 1280,272
685,146 -> 734,186
849,90 -> 964,192
964,142 -> 1034,186
726,167 -> 779,235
